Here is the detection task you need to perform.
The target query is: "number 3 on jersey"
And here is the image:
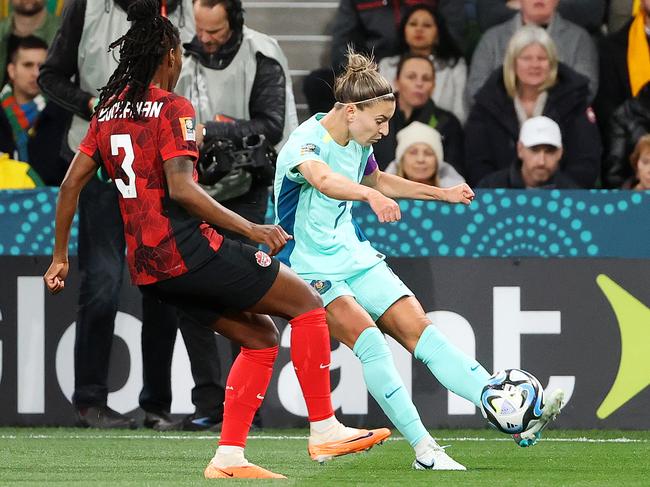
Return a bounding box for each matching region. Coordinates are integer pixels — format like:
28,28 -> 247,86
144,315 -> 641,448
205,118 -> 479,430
111,134 -> 137,199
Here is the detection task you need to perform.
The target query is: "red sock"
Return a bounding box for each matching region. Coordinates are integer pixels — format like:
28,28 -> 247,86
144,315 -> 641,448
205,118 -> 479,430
290,307 -> 335,422
219,345 -> 278,448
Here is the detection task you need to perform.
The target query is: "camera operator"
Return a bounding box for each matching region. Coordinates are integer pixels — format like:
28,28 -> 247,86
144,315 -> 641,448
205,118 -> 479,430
179,0 -> 297,225
159,0 -> 297,431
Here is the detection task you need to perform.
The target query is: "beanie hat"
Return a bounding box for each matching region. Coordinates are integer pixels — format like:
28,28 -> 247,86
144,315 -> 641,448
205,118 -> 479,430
395,121 -> 444,163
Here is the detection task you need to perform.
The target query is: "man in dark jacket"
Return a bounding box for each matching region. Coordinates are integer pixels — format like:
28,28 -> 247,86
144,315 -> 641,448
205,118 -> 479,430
465,63 -> 601,188
603,82 -> 650,188
478,116 -> 580,188
0,35 -> 67,185
38,0 -> 194,430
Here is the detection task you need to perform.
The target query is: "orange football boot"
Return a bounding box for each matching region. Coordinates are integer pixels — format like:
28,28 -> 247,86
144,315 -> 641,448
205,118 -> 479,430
204,463 -> 287,479
308,428 -> 391,462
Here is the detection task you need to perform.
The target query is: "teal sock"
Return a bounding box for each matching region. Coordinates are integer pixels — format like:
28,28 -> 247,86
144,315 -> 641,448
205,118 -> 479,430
414,325 -> 490,407
353,327 -> 428,447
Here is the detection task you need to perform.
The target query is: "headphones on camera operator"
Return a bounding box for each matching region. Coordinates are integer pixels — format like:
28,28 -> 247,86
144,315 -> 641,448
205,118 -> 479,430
197,131 -> 277,202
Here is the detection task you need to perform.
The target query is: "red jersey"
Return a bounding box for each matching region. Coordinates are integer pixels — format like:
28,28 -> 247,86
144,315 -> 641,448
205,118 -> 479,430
79,86 -> 223,285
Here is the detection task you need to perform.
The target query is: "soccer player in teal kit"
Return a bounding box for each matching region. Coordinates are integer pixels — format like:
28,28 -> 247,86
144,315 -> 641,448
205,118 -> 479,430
274,49 -> 564,470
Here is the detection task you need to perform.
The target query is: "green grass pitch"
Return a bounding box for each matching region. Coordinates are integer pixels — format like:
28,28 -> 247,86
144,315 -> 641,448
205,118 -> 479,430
1,428 -> 649,486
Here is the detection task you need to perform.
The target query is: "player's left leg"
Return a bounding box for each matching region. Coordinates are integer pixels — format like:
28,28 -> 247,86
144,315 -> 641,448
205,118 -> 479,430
201,311 -> 285,479
349,262 -> 490,409
378,296 -> 490,409
371,269 -> 563,448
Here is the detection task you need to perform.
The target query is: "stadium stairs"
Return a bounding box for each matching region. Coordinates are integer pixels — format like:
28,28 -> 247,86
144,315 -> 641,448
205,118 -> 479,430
244,0 -> 337,122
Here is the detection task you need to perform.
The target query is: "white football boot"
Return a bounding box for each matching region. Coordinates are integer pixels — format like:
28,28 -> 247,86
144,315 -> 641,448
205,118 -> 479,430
513,388 -> 565,447
412,439 -> 466,471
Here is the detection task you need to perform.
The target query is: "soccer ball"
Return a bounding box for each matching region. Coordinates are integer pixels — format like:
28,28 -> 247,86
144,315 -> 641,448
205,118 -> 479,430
480,369 -> 545,434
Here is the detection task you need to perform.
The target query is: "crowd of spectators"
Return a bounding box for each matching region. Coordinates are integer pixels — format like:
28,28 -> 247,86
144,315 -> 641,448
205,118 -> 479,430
3,0 -> 650,191
302,0 -> 648,191
1,0 -> 650,429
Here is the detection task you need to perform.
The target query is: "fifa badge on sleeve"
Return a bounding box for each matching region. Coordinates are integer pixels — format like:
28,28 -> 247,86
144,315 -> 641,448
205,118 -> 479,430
180,117 -> 196,141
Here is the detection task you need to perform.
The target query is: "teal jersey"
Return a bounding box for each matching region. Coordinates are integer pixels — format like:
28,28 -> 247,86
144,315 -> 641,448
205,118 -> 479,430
274,114 -> 384,280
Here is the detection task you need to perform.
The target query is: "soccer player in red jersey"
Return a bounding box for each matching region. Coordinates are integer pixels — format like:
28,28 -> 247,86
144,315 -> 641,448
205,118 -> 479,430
43,0 -> 389,480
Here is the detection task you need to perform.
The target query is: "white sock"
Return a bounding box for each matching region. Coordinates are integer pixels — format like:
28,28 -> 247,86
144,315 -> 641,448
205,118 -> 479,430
211,445 -> 247,467
309,415 -> 339,436
309,416 -> 362,443
414,435 -> 438,461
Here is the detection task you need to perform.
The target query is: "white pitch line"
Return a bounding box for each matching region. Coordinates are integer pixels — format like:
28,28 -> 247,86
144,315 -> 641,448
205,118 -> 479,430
0,434 -> 647,443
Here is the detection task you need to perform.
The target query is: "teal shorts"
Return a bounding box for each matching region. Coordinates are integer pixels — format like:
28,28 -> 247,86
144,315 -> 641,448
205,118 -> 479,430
304,261 -> 413,321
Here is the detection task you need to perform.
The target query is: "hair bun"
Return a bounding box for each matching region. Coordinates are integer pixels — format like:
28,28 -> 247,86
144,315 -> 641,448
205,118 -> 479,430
127,0 -> 159,22
349,64 -> 367,73
333,46 -> 392,105
346,50 -> 375,74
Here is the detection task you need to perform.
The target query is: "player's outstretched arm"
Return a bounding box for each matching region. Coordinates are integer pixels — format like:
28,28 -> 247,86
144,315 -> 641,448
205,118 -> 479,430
362,169 -> 475,205
297,159 -> 401,223
164,156 -> 291,255
44,151 -> 98,294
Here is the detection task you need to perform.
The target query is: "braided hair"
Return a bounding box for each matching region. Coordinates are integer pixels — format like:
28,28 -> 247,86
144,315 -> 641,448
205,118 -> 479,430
95,0 -> 180,119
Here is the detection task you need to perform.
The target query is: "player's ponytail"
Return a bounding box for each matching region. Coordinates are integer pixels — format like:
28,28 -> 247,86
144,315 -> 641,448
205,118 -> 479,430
95,0 -> 180,119
333,47 -> 394,110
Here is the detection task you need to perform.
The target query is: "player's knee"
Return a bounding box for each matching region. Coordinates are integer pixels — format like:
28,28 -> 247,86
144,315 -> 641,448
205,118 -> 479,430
256,316 -> 280,348
245,332 -> 278,350
327,299 -> 374,349
292,282 -> 323,315
267,322 -> 280,346
304,284 -> 323,310
237,314 -> 280,349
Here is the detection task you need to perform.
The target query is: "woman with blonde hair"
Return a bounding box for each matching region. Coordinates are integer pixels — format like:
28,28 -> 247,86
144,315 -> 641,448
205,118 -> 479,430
385,121 -> 465,187
464,25 -> 601,188
274,48 -> 564,470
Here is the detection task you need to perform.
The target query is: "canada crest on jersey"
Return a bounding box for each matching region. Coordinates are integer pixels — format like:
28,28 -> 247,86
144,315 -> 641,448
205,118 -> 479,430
255,250 -> 272,267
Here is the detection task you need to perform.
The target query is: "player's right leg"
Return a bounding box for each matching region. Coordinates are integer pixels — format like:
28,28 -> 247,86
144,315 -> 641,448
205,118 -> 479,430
325,297 -> 464,471
246,264 -> 391,462
374,276 -> 563,450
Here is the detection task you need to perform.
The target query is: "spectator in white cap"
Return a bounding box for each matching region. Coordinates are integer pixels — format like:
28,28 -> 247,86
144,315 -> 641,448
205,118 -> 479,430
385,121 -> 465,187
478,116 -> 580,188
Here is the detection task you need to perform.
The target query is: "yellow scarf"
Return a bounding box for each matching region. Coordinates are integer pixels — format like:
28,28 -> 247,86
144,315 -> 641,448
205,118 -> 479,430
627,7 -> 650,96
0,153 -> 43,189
